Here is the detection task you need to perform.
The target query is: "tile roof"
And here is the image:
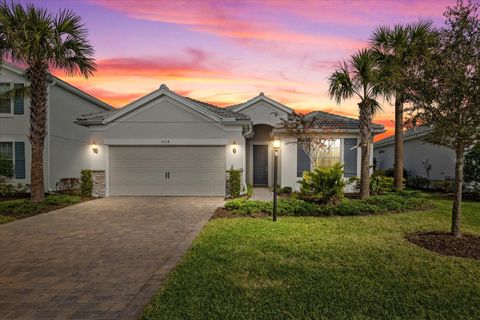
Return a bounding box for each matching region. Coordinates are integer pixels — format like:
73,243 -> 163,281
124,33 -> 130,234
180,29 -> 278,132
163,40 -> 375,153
305,111 -> 384,131
183,96 -> 250,120
374,126 -> 432,146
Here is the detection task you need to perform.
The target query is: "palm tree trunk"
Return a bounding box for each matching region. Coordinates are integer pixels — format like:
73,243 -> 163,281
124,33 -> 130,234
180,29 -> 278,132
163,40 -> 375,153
29,63 -> 48,203
394,91 -> 404,190
451,142 -> 465,238
359,103 -> 371,200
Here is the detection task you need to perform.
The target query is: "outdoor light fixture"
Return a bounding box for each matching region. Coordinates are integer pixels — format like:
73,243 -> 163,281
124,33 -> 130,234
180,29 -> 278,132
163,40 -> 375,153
232,140 -> 237,154
91,141 -> 98,154
272,139 -> 281,222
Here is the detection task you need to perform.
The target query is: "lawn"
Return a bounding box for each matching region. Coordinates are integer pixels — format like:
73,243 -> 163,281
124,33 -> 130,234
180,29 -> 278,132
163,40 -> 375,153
0,194 -> 84,224
142,198 -> 480,320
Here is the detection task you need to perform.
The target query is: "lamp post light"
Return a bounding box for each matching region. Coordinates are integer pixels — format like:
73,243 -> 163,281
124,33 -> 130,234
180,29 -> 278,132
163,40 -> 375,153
272,139 -> 281,222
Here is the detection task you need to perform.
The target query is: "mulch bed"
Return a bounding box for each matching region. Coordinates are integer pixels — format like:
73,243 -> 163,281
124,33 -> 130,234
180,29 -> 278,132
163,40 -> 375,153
210,207 -> 270,220
406,231 -> 480,260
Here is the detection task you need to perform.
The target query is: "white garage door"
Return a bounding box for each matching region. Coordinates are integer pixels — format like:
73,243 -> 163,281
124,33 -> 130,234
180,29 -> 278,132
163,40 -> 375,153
109,146 -> 226,196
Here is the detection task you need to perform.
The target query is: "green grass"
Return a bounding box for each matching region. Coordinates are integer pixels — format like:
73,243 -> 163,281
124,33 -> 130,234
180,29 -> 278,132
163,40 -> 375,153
0,194 -> 82,223
142,199 -> 480,320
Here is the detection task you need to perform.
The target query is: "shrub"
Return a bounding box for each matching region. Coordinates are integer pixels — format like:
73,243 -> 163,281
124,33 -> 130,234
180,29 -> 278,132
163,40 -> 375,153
407,175 -> 430,189
370,172 -> 394,195
383,167 -> 409,179
228,169 -> 241,198
0,195 -> 81,218
0,215 -> 15,224
299,163 -> 345,204
465,143 -> 480,190
246,184 -> 253,198
56,177 -> 80,195
282,186 -> 293,194
0,177 -> 30,197
80,169 -> 93,197
224,192 -> 429,217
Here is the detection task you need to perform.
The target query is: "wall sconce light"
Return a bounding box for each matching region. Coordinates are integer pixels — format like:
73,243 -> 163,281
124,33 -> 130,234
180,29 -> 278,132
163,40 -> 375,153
232,140 -> 237,154
91,141 -> 99,154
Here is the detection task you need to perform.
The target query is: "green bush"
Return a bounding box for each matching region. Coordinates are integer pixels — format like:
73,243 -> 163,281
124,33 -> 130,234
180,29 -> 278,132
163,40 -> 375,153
0,177 -> 30,197
228,169 -> 241,198
246,184 -> 253,198
224,192 -> 430,217
282,186 -> 293,194
0,195 -> 81,218
370,173 -> 394,195
299,163 -> 345,204
0,215 -> 15,224
80,169 -> 93,197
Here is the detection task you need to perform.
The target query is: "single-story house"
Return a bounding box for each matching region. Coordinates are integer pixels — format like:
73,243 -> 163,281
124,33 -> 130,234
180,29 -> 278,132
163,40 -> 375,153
374,126 -> 456,180
76,84 -> 384,196
0,63 -> 112,190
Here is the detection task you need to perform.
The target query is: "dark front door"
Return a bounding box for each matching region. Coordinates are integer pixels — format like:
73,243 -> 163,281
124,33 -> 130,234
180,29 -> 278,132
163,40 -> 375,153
253,144 -> 268,186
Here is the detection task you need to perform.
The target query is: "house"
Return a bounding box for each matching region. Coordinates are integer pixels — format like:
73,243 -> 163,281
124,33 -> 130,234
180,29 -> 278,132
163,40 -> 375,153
76,85 -> 384,196
0,63 -> 113,190
374,126 -> 456,180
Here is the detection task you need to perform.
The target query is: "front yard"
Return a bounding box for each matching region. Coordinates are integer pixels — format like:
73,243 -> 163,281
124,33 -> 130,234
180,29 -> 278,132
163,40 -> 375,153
142,198 -> 480,320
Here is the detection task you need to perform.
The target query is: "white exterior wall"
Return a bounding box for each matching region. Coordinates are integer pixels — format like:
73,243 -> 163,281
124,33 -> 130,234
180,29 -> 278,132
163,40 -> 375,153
0,68 -> 42,187
47,84 -> 107,190
87,96 -> 245,196
0,66 -> 110,190
375,138 -> 455,180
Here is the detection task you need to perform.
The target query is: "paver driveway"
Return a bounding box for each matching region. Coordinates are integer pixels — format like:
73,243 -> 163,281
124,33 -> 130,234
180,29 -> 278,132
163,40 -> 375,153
0,196 -> 223,320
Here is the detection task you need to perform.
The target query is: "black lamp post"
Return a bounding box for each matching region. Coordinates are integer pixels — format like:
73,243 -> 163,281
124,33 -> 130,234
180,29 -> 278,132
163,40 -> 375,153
272,139 -> 281,222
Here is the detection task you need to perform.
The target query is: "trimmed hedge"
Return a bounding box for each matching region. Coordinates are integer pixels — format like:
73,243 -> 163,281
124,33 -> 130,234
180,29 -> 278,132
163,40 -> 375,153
224,191 -> 431,217
0,215 -> 15,224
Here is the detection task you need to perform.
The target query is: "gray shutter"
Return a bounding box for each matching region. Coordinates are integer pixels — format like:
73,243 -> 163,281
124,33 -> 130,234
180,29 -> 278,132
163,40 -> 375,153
13,84 -> 24,114
343,138 -> 357,177
297,141 -> 310,177
14,142 -> 26,179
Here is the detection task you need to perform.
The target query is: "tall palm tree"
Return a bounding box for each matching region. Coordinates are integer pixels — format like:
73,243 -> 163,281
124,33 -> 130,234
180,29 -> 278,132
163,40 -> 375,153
328,49 -> 384,199
0,2 -> 96,202
370,21 -> 437,190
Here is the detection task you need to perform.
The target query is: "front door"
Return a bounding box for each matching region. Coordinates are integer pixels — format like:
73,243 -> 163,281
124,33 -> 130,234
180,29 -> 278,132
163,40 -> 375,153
253,144 -> 268,186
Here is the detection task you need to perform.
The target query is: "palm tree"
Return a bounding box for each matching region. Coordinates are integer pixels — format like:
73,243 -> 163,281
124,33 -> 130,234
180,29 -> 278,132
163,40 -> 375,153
0,2 -> 96,202
370,21 -> 437,190
328,49 -> 384,199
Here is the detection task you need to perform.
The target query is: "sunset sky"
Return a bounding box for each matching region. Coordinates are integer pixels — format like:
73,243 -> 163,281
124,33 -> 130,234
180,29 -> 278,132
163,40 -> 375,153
33,0 -> 454,140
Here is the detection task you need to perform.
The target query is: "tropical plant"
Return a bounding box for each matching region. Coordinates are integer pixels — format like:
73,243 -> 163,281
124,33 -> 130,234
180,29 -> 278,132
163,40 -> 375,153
370,20 -> 437,190
299,163 -> 345,204
407,0 -> 480,237
80,169 -> 93,197
0,2 -> 96,202
328,49 -> 384,199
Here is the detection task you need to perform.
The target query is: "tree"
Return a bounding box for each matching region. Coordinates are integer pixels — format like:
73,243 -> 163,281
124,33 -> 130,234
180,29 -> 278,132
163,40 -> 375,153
0,2 -> 96,202
407,0 -> 480,237
279,111 -> 341,167
328,49 -> 384,199
370,21 -> 437,190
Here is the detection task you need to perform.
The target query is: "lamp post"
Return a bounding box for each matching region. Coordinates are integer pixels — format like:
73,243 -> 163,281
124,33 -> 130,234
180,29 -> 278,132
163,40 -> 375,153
272,139 -> 281,222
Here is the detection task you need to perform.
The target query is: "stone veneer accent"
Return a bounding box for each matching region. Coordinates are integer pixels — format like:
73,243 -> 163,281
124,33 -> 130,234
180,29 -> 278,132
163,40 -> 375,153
91,170 -> 106,198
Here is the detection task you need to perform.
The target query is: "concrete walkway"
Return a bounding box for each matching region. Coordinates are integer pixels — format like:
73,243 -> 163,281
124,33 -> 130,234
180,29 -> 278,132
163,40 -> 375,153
0,196 -> 223,320
251,187 -> 273,201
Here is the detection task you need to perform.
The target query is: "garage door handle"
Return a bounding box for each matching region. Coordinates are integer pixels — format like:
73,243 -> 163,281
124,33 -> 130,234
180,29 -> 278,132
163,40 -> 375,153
167,172 -> 170,179
165,172 -> 168,179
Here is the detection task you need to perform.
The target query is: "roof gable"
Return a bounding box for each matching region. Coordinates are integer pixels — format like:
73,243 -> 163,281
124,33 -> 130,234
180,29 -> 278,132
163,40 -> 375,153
228,93 -> 293,114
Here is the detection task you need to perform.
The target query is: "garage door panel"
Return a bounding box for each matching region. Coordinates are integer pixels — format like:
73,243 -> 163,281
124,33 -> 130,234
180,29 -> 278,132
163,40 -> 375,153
109,146 -> 226,196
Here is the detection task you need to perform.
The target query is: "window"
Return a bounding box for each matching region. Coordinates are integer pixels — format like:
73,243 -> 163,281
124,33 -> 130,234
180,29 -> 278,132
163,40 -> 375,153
0,142 -> 14,178
297,140 -> 310,177
0,83 -> 11,114
314,139 -> 341,168
343,138 -> 358,177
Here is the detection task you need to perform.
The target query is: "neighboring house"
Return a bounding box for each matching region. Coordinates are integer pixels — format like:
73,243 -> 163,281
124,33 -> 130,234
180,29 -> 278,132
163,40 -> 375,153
76,85 -> 384,196
0,63 -> 112,190
374,126 -> 456,180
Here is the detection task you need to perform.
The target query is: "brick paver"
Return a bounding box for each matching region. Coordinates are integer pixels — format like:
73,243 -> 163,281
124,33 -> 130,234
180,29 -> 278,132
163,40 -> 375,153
0,196 -> 222,320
